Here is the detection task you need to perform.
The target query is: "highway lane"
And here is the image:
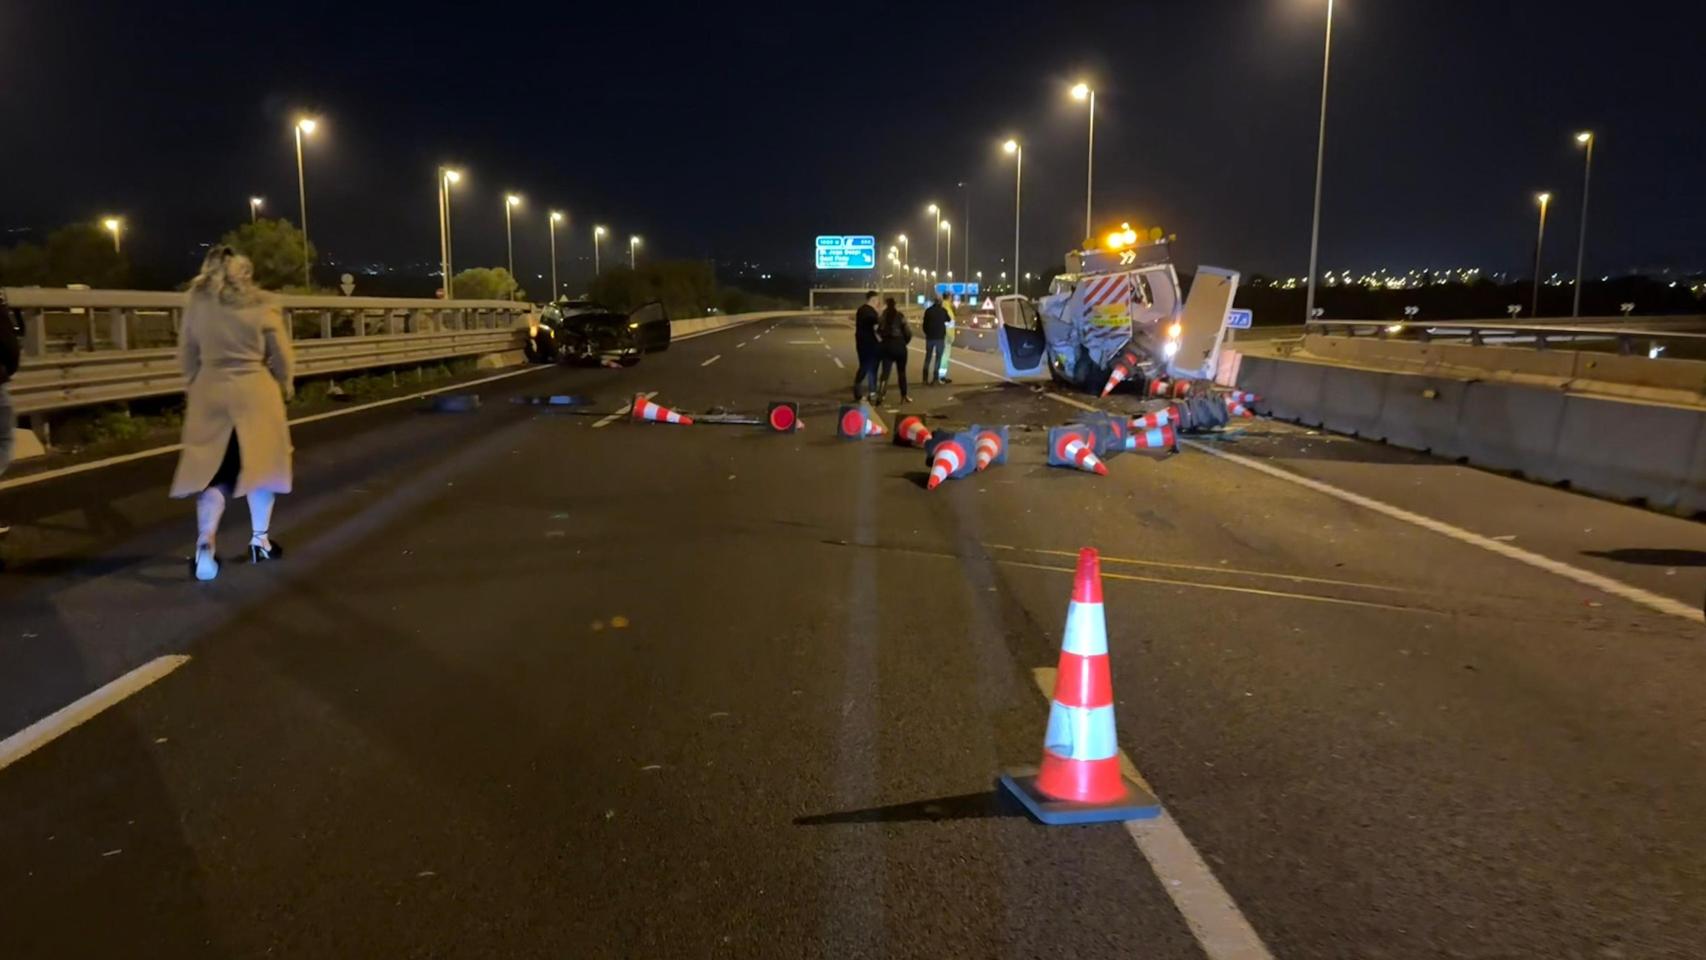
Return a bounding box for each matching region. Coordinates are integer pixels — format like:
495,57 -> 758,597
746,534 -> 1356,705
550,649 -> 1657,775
2,313 -> 1704,958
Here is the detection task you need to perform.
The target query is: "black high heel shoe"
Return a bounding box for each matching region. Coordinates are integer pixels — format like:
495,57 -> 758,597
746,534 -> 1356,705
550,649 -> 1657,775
248,539 -> 284,564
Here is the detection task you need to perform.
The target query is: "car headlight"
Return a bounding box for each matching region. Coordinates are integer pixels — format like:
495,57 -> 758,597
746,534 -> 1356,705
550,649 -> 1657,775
1163,340 -> 1180,358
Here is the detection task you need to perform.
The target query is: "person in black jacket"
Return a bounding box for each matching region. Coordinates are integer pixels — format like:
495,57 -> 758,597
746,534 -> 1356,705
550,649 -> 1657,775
874,297 -> 912,405
851,290 -> 881,401
920,294 -> 949,385
0,290 -> 20,537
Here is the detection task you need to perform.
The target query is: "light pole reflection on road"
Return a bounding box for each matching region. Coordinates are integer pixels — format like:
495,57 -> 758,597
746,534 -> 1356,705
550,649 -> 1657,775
293,117 -> 317,287
1572,131 -> 1595,318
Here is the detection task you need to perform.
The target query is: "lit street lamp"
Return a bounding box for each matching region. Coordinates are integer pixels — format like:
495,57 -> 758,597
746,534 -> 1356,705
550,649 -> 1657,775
898,233 -> 910,300
593,225 -> 607,275
1002,139 -> 1022,295
549,211 -> 564,301
926,203 -> 941,274
101,217 -> 122,254
941,221 -> 952,284
249,196 -> 263,224
1572,130 -> 1596,317
438,167 -> 461,299
1070,81 -> 1095,240
1533,191 -> 1553,318
294,117 -> 317,287
1303,0 -> 1335,325
504,194 -> 522,299
957,180 -> 971,285
629,235 -> 641,269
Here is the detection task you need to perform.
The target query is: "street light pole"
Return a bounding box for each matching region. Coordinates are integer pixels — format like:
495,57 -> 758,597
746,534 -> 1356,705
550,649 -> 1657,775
1533,191 -> 1552,318
942,221 -> 952,281
1003,139 -> 1021,296
899,234 -> 910,301
549,211 -> 563,301
249,196 -> 263,224
294,117 -> 317,288
1071,82 -> 1095,240
1572,131 -> 1595,317
102,217 -> 122,254
927,203 -> 941,275
504,194 -> 521,300
957,181 -> 971,287
593,226 -> 606,276
1303,0 -> 1334,324
439,167 -> 460,300
629,236 -> 641,269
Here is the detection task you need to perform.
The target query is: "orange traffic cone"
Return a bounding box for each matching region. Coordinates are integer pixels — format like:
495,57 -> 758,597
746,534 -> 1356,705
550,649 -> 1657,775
927,439 -> 969,490
1146,379 -> 1170,398
864,410 -> 889,438
1132,406 -> 1177,431
1171,379 -> 1193,399
1124,425 -> 1176,452
894,415 -> 933,448
999,548 -> 1161,825
973,427 -> 1008,471
1048,426 -> 1108,476
632,394 -> 693,424
1223,394 -> 1255,418
1101,354 -> 1135,397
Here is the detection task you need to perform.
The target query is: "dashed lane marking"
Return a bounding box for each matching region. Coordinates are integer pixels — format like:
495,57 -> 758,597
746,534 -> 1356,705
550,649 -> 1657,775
700,354 -> 722,367
593,391 -> 655,429
833,357 -> 845,369
1028,668 -> 1275,960
1,656 -> 191,773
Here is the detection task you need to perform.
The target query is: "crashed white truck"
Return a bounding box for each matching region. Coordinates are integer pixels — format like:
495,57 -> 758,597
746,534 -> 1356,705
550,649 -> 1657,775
980,240 -> 1241,431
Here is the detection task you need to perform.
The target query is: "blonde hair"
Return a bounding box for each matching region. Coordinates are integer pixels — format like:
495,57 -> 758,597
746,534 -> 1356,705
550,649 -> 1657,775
189,245 -> 265,307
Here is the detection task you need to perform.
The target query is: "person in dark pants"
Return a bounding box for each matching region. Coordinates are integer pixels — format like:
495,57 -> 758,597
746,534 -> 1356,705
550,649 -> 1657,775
851,290 -> 881,401
874,297 -> 912,405
920,293 -> 949,385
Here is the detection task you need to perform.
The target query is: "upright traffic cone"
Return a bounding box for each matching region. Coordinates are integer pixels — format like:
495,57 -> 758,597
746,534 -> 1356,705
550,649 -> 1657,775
999,548 -> 1161,825
926,438 -> 970,490
632,394 -> 693,424
893,415 -> 933,448
1124,425 -> 1177,452
767,401 -> 800,433
837,403 -> 871,440
971,425 -> 1008,471
1047,426 -> 1108,476
1132,406 -> 1177,431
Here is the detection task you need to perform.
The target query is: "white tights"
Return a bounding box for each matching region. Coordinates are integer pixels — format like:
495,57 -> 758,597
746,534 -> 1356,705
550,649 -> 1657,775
195,488 -> 276,548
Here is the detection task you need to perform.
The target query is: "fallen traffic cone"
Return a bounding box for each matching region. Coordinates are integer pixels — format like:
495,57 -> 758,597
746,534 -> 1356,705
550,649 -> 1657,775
971,425 -> 1008,471
999,548 -> 1161,825
864,410 -> 889,438
926,437 -> 970,490
893,415 -> 932,448
1132,406 -> 1176,431
767,401 -> 800,433
1227,389 -> 1261,405
1146,379 -> 1171,398
632,394 -> 693,424
1101,348 -> 1140,397
1124,425 -> 1177,452
1085,413 -> 1129,458
1171,379 -> 1193,399
1047,426 -> 1108,476
837,403 -> 871,440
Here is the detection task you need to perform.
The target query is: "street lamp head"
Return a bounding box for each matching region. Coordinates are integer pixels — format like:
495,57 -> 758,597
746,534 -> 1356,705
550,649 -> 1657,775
101,217 -> 121,233
594,225 -> 607,236
941,221 -> 950,232
442,168 -> 461,184
1575,130 -> 1593,145
1002,139 -> 1019,154
1536,191 -> 1552,205
550,211 -> 564,222
926,203 -> 938,215
506,194 -> 522,207
250,196 -> 263,208
296,118 -> 317,135
1070,82 -> 1090,101
630,236 -> 641,245
897,233 -> 907,243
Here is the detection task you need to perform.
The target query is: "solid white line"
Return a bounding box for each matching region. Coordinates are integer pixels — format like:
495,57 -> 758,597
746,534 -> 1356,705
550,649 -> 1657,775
833,357 -> 845,369
1,656 -> 191,773
0,365 -> 549,493
1184,441 -> 1706,624
700,354 -> 722,367
1029,668 -> 1273,960
593,390 -> 655,429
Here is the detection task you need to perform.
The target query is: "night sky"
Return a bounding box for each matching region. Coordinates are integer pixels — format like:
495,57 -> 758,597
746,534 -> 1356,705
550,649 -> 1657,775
2,0 -> 1701,288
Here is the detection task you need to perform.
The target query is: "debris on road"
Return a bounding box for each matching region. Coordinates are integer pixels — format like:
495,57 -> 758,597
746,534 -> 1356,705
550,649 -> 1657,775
894,415 -> 933,449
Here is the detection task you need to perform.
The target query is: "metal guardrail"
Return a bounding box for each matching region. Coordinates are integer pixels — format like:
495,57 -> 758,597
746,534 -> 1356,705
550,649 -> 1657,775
3,288 -> 534,416
1305,318 -> 1706,355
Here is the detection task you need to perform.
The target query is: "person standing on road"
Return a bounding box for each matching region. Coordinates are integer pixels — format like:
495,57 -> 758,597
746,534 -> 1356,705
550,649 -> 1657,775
936,294 -> 956,384
0,291 -> 20,540
875,297 -> 912,405
851,290 -> 881,401
920,293 -> 949,385
169,246 -> 295,581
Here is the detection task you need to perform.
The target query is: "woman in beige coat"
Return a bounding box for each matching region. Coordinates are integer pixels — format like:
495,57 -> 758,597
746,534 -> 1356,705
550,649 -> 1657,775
170,246 -> 294,581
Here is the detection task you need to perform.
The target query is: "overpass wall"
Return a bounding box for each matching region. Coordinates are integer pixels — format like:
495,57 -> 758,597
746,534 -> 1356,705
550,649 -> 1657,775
1237,354 -> 1706,516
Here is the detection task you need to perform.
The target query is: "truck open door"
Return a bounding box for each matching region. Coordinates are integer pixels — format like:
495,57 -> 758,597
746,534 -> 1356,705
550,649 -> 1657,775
992,295 -> 1050,380
1166,266 -> 1240,382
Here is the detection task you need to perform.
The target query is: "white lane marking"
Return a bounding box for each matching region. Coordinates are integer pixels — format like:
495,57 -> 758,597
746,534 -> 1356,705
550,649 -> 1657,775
593,391 -> 655,429
700,354 -> 722,367
1,656 -> 190,773
735,342 -> 745,349
1184,441 -> 1706,624
1029,668 -> 1274,960
787,340 -> 821,345
833,357 -> 845,369
0,366 -> 549,493
927,348 -> 1701,623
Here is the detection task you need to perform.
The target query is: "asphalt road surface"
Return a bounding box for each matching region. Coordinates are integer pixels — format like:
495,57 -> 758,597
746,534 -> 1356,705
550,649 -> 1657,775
2,313 -> 1704,959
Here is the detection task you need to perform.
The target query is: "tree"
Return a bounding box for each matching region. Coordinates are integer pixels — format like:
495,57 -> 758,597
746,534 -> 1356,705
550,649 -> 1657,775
221,217 -> 316,291
0,242 -> 48,286
0,223 -> 132,288
588,260 -> 717,316
451,266 -> 524,301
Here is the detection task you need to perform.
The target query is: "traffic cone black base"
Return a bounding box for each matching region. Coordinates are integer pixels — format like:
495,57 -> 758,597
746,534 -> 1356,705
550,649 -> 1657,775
998,767 -> 1161,825
426,394 -> 481,413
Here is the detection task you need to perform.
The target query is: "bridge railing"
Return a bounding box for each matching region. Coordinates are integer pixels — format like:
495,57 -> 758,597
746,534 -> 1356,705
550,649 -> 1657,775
3,288 -> 534,416
1305,317 -> 1706,356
